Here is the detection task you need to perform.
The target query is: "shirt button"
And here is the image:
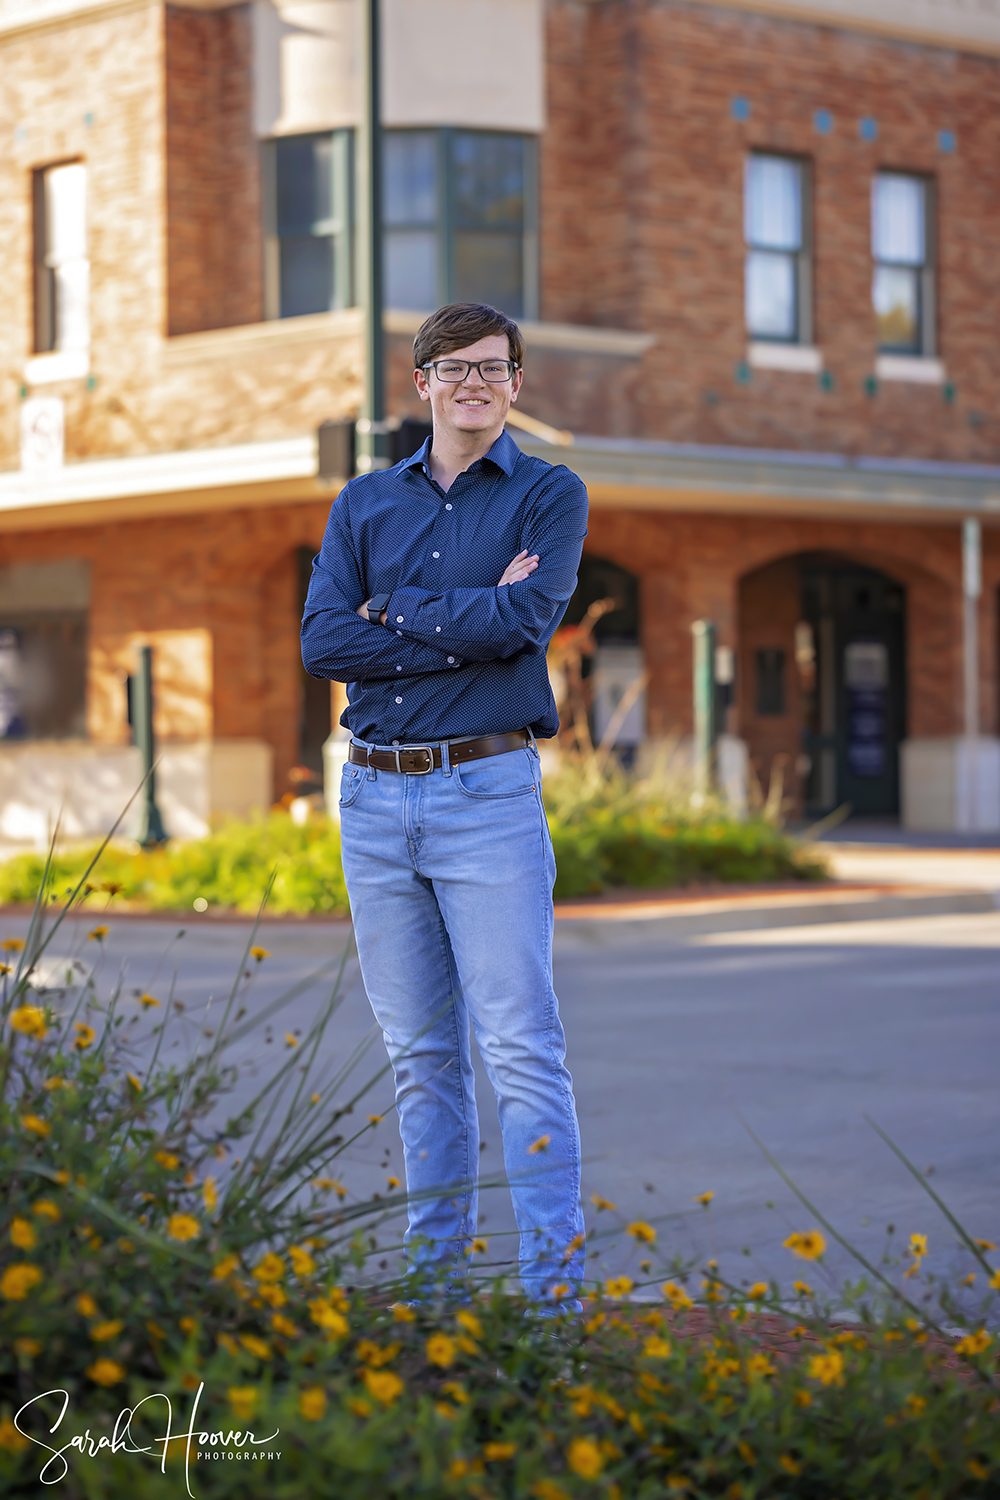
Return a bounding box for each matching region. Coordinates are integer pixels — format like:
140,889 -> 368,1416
396,615 -> 404,623
395,696 -> 402,705
396,630 -> 402,636
435,626 -> 441,632
392,739 -> 399,746
395,665 -> 401,671
445,503 -> 452,511
447,656 -> 455,664
432,551 -> 440,558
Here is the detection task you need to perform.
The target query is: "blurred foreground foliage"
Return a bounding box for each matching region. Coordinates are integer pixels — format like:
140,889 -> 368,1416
0,855 -> 997,1499
0,755 -> 824,915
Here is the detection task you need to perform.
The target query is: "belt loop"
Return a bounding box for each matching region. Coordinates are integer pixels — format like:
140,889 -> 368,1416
526,727 -> 538,755
365,745 -> 377,781
440,739 -> 452,777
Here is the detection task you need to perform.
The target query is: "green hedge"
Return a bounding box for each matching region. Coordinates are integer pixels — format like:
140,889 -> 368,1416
0,805 -> 824,917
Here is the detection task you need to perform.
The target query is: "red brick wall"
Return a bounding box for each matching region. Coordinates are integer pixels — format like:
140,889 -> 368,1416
541,0 -> 1000,462
165,3 -> 262,336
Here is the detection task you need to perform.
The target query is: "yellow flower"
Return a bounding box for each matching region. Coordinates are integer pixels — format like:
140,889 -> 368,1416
356,1340 -> 400,1367
590,1193 -> 617,1212
239,1334 -> 272,1360
808,1350 -> 845,1386
662,1280 -> 693,1309
212,1253 -> 240,1281
778,1454 -> 802,1475
695,1191 -> 714,1206
253,1252 -> 285,1283
284,1033 -> 298,1048
15,1337 -> 42,1360
228,1386 -> 257,1421
43,1077 -> 65,1091
627,1221 -> 656,1244
74,1023 -> 96,1050
250,947 -> 270,961
348,1398 -> 372,1418
272,1314 -> 299,1338
367,1114 -> 383,1125
643,1335 -> 671,1358
456,1309 -> 483,1339
1,937 -> 25,951
87,927 -> 108,941
257,1283 -> 287,1307
533,1483 -> 568,1500
746,1353 -> 775,1379
86,1359 -> 125,1386
974,1239 -> 997,1252
10,1217 -> 36,1250
125,1073 -> 143,1092
793,1280 -> 813,1296
528,1134 -> 551,1154
955,1329 -> 992,1357
465,1237 -> 488,1256
989,1270 -> 1000,1290
747,1282 -> 768,1299
386,1176 -> 400,1189
313,1177 -> 347,1199
288,1245 -> 316,1279
309,1299 -> 348,1337
737,1441 -> 756,1466
961,1273 -> 977,1287
21,1114 -> 50,1137
484,1441 -> 516,1460
178,1316 -> 197,1335
567,1436 -> 603,1479
91,1320 -> 124,1342
0,1418 -> 29,1454
1,1264 -> 43,1301
202,1178 -> 218,1213
138,994 -> 160,1009
154,1151 -> 180,1170
426,1332 -> 456,1368
793,1389 -> 812,1407
362,1368 -> 403,1405
909,1233 -> 928,1256
77,1292 -> 100,1317
298,1386 -> 326,1421
442,1381 -> 469,1404
166,1214 -> 201,1242
9,1006 -> 47,1039
968,1459 -> 991,1481
392,1302 -> 417,1322
783,1230 -> 827,1261
605,1276 -> 633,1297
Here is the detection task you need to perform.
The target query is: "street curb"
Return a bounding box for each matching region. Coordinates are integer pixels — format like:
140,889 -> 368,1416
552,887 -> 999,945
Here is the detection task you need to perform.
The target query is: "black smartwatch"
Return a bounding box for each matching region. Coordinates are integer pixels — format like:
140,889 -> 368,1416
366,593 -> 391,623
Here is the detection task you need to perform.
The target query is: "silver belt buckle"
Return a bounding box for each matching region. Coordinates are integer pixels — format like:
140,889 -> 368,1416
396,744 -> 434,774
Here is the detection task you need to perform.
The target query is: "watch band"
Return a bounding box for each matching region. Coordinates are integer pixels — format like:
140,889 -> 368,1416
366,593 -> 391,623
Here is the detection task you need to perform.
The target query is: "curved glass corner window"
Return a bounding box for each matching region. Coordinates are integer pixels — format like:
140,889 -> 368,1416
383,129 -> 536,318
744,155 -> 807,343
269,132 -> 353,319
872,173 -> 931,354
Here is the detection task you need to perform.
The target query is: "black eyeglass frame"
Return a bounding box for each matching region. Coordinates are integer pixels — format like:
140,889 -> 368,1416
421,359 -> 520,383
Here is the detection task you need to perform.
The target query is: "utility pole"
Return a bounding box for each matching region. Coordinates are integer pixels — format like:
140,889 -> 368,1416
962,517 -> 981,739
355,0 -> 391,475
134,645 -> 167,846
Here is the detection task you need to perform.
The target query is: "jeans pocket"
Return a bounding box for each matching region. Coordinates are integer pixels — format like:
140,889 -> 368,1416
339,762 -> 366,808
454,747 -> 537,800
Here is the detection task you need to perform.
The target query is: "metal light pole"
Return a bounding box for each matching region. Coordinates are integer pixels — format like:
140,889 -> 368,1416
691,619 -> 718,794
355,0 -> 391,474
134,645 -> 167,847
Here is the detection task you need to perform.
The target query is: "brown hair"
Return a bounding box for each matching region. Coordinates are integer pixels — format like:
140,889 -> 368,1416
413,303 -> 525,371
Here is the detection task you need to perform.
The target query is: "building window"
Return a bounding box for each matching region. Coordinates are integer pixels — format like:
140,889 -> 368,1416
263,132 -> 353,320
384,129 -> 537,318
33,162 -> 90,354
744,154 -> 809,344
872,172 -> 933,354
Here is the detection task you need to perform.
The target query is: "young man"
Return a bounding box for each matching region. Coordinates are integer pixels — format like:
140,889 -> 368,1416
301,302 -> 588,1302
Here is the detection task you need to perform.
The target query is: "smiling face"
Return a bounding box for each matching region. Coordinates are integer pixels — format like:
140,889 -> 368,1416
413,334 -> 522,443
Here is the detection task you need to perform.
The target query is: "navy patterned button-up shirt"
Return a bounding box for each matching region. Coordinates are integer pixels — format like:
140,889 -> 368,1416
301,429 -> 588,744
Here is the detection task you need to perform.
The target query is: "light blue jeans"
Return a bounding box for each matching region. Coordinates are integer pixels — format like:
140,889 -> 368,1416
338,739 -> 585,1301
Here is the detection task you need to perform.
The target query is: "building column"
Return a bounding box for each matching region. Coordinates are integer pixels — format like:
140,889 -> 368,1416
963,517 -> 981,738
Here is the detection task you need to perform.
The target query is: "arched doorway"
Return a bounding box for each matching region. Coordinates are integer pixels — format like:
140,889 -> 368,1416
562,554 -> 642,751
739,553 -> 906,818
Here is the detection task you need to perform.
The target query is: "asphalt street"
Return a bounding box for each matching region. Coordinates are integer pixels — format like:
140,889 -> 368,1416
15,905 -> 1000,1310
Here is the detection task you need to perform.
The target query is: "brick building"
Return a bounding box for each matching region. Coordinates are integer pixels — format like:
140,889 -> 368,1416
2,0 -> 1000,841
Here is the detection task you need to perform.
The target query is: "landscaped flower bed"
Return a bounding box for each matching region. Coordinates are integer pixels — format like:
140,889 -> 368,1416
1,865 -> 997,1498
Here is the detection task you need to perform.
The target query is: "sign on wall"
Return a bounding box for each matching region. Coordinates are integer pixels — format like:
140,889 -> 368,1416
19,396 -> 64,474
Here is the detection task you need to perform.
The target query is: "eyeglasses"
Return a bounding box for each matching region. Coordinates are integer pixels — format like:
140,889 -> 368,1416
423,359 -> 518,383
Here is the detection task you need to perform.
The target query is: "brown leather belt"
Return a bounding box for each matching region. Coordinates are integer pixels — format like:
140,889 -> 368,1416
348,729 -> 530,775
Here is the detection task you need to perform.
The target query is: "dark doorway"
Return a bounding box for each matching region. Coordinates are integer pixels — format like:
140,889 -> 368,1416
297,546 -> 331,777
563,554 -> 640,644
800,557 -> 906,816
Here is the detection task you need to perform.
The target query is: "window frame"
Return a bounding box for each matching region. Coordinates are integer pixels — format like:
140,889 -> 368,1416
32,158 -> 89,355
383,126 -> 539,319
871,170 -> 935,357
261,130 -> 355,322
743,151 -> 813,347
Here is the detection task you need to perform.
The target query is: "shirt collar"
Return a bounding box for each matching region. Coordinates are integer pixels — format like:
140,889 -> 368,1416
400,427 -> 520,479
